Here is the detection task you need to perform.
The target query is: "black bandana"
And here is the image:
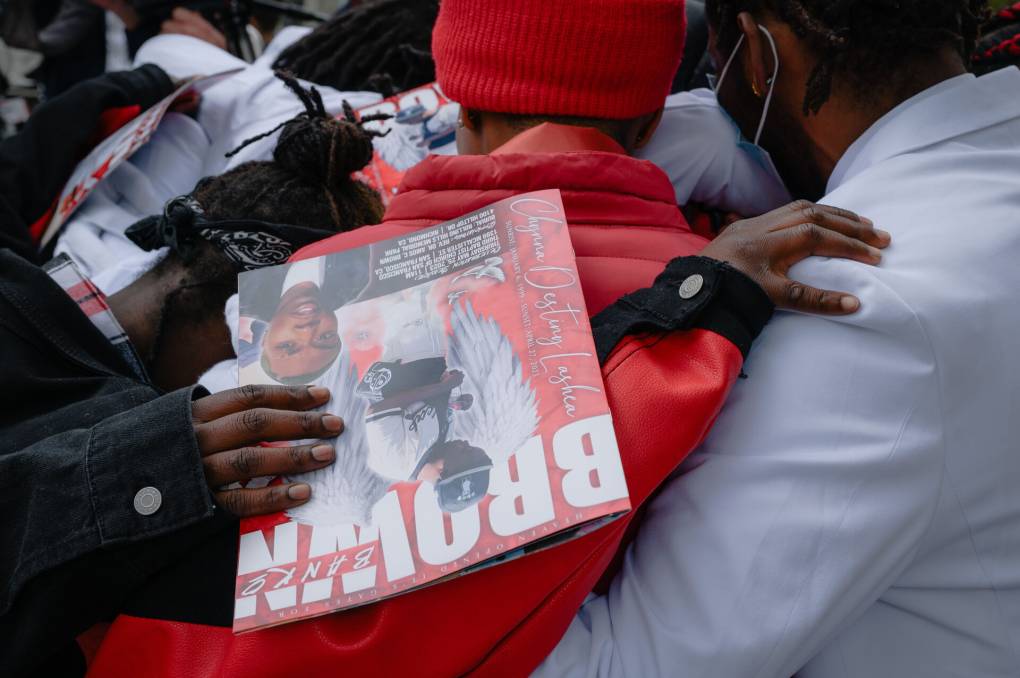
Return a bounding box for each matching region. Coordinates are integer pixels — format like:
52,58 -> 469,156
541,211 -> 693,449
125,196 -> 336,271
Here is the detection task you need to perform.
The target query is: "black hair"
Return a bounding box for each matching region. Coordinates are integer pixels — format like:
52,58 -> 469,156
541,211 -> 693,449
144,74 -> 388,373
272,0 -> 439,97
196,72 -> 387,232
706,0 -> 988,114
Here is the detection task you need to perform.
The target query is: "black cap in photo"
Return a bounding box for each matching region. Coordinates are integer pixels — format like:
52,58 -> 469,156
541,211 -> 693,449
413,440 -> 493,513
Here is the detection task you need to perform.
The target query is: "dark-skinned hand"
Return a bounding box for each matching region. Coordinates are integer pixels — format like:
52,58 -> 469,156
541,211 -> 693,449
699,200 -> 891,314
191,384 -> 341,517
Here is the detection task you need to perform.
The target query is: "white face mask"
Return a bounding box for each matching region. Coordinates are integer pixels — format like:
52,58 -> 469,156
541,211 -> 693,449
709,24 -> 781,146
704,23 -> 789,198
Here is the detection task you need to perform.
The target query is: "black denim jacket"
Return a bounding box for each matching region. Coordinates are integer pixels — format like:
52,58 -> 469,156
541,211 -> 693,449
0,250 -> 233,675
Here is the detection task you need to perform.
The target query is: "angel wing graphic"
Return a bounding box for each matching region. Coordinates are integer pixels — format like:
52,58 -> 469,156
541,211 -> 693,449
284,351 -> 391,527
372,119 -> 429,172
446,301 -> 539,465
450,256 -> 506,285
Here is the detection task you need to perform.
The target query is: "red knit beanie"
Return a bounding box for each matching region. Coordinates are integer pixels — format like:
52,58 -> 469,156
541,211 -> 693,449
432,0 -> 687,120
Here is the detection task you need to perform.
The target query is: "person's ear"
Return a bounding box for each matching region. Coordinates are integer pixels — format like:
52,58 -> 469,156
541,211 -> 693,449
455,106 -> 484,155
633,107 -> 665,150
736,12 -> 772,99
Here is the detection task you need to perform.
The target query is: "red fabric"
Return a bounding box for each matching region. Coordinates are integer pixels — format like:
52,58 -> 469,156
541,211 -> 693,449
685,204 -> 719,241
89,125 -> 744,678
300,124 -> 706,317
27,200 -> 57,244
996,2 -> 1020,22
91,105 -> 142,149
432,0 -> 687,119
76,623 -> 111,666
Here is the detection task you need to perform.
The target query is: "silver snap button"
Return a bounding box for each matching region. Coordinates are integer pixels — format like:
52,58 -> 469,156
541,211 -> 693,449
678,274 -> 704,300
133,487 -> 162,516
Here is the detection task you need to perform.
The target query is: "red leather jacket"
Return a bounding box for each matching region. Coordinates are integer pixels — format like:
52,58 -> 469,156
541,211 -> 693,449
89,125 -> 747,677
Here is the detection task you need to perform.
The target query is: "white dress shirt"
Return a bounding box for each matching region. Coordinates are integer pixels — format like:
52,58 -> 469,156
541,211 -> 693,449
132,30 -> 381,177
539,67 -> 1020,678
53,112 -> 207,278
638,89 -> 792,216
52,29 -> 381,281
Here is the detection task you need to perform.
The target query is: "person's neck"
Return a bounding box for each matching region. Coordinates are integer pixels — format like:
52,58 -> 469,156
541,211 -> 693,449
492,122 -> 627,155
804,49 -> 968,189
108,270 -> 234,392
471,112 -> 633,155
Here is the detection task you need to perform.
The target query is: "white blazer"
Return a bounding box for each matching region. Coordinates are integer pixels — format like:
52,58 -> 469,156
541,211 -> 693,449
539,67 -> 1020,678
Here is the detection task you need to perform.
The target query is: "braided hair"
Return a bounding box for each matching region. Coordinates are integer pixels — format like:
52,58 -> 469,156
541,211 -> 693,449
272,0 -> 439,97
706,0 -> 988,114
194,72 -> 388,233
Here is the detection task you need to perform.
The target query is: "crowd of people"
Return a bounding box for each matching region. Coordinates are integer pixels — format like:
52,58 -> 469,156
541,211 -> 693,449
1,0 -> 1019,676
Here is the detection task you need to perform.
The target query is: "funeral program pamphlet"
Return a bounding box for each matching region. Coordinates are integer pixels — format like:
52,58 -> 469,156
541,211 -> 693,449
233,189 -> 629,632
350,81 -> 456,206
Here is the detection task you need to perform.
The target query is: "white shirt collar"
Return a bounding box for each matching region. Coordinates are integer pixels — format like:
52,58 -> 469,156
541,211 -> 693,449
827,67 -> 1020,193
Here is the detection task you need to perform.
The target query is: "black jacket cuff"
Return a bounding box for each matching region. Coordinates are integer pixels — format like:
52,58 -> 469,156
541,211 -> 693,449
592,256 -> 774,363
87,386 -> 215,544
103,63 -> 176,111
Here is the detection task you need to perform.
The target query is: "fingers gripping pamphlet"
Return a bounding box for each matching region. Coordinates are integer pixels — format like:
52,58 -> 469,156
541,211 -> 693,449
234,189 -> 630,632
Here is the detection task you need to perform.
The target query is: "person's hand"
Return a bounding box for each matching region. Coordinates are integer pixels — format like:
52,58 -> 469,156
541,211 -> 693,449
192,385 -> 342,517
161,7 -> 227,51
700,200 -> 891,314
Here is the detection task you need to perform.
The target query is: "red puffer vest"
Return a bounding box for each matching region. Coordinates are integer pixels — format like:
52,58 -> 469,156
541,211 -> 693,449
89,124 -> 743,677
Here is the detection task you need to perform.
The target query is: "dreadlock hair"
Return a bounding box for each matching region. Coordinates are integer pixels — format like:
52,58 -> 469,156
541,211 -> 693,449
195,72 -> 388,232
272,0 -> 439,97
706,0 -> 988,115
135,73 -> 391,386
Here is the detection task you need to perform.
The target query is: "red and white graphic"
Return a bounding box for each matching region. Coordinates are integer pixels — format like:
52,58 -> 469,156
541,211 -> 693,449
234,190 -> 629,632
351,82 -> 457,206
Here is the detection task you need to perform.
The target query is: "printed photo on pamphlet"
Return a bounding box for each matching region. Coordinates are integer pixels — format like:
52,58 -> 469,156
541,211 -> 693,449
350,81 -> 457,205
234,189 -> 630,632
